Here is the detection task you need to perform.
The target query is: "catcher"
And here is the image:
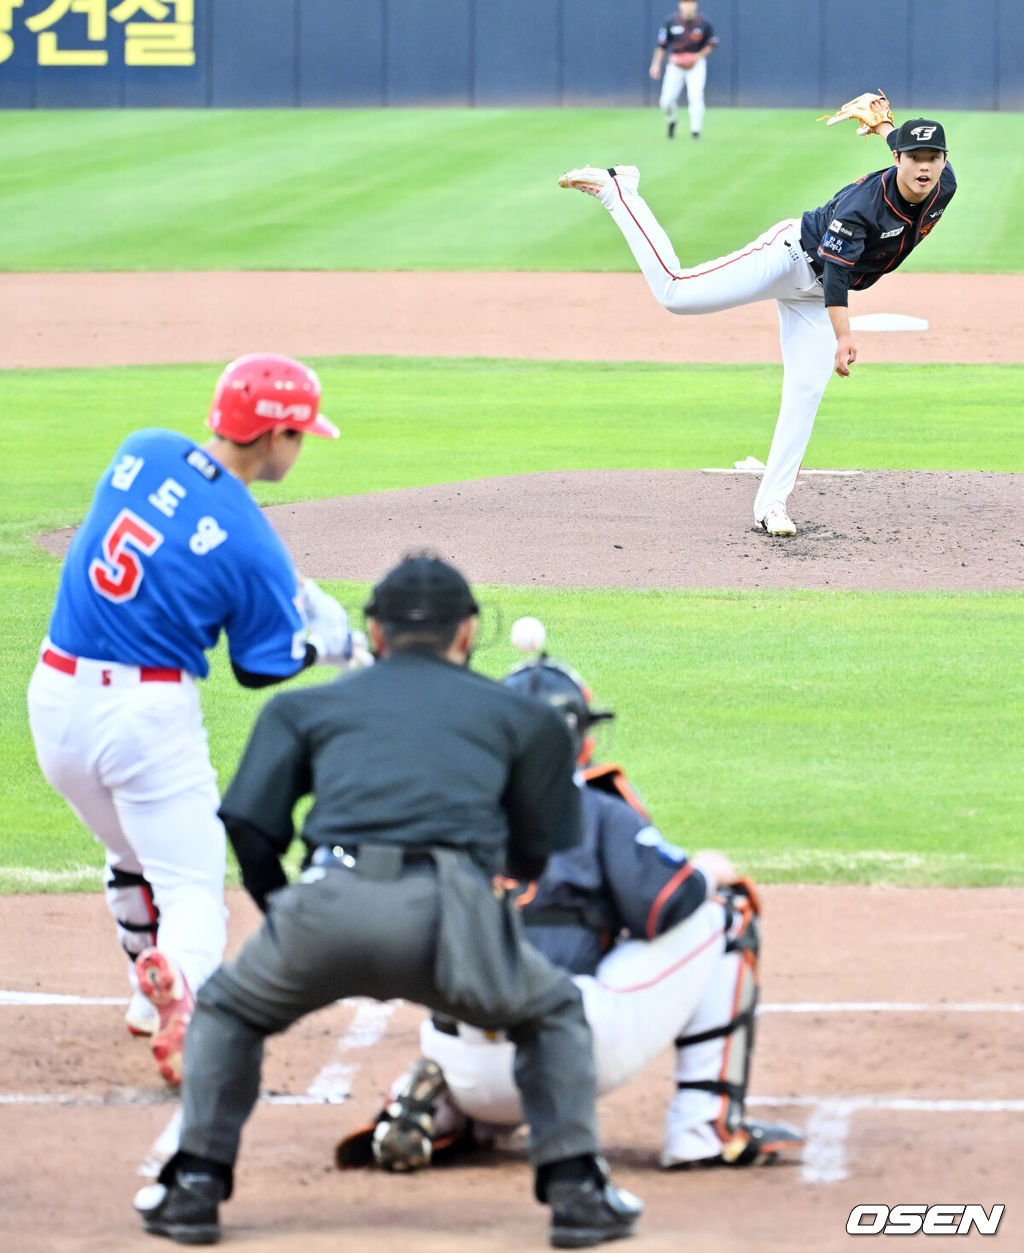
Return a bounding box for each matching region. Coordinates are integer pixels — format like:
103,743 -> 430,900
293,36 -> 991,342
336,637 -> 804,1174
556,92 -> 956,536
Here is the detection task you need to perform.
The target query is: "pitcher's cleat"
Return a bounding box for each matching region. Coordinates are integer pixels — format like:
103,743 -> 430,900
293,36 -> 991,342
557,165 -> 640,198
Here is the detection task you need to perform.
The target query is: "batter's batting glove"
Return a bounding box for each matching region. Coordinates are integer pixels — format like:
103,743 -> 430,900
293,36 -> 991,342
301,578 -> 356,667
818,89 -> 894,136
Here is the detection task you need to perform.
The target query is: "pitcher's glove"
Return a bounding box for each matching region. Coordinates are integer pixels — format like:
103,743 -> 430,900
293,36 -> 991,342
818,90 -> 894,136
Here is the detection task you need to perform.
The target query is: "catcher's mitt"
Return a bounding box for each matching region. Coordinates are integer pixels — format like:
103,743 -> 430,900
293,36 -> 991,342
818,89 -> 894,136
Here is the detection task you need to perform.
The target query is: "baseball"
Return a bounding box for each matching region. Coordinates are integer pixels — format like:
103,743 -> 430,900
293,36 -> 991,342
510,616 -> 546,653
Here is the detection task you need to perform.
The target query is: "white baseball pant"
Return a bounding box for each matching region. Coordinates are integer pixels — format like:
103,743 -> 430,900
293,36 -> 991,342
596,175 -> 837,522
27,642 -> 227,999
420,898 -> 744,1156
659,57 -> 707,135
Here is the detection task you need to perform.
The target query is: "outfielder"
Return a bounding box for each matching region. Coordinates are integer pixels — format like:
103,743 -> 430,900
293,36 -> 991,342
558,97 -> 956,535
649,0 -> 718,141
338,646 -> 803,1173
27,353 -> 360,1085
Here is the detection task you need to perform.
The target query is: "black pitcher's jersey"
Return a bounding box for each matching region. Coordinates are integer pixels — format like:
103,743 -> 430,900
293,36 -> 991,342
800,134 -> 956,307
657,14 -> 717,54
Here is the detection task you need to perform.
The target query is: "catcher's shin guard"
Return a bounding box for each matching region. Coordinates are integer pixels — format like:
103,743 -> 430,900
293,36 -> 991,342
337,1057 -> 479,1171
672,882 -> 765,1162
371,1059 -> 447,1173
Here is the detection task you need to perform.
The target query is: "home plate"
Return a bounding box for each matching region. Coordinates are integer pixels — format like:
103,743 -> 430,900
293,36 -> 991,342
849,313 -> 929,332
702,457 -> 861,476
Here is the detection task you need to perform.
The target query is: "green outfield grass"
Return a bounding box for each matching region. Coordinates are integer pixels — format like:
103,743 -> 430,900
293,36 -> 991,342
1,107 -> 1021,273
2,106 -> 1021,895
3,357 -> 1022,892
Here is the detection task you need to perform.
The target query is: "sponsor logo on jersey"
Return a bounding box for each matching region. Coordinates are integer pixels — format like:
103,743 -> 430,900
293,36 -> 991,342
828,218 -> 853,237
185,448 -> 221,481
881,226 -> 904,239
822,235 -> 846,254
254,400 -> 315,423
928,208 -> 945,219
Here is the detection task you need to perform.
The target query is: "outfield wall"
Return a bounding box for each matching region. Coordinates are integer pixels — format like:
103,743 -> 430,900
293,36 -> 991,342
1,0 -> 1021,111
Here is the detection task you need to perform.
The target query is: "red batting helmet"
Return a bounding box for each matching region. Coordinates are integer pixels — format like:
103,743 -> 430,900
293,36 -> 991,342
207,353 -> 339,442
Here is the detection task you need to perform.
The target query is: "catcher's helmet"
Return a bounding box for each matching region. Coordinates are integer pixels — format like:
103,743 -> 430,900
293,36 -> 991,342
502,659 -> 613,764
207,353 -> 339,443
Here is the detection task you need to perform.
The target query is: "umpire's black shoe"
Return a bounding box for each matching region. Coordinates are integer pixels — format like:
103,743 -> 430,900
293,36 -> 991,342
548,1176 -> 643,1248
135,1171 -> 226,1245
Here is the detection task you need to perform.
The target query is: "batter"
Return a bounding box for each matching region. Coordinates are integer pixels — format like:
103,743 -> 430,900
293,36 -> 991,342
27,353 -> 356,1084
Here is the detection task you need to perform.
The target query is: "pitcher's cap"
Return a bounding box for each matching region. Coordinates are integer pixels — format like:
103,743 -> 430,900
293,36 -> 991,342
891,118 -> 947,153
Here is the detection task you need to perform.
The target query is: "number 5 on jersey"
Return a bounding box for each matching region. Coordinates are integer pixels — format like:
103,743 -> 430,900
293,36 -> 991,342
89,508 -> 164,603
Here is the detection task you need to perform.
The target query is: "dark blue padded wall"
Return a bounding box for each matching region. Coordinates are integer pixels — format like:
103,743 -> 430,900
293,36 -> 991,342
299,0 -> 386,107
0,0 -> 1017,109
385,0 -> 473,105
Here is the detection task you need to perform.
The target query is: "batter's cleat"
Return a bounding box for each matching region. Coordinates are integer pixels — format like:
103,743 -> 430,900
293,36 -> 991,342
135,1172 -> 226,1245
135,947 -> 194,1086
371,1058 -> 447,1172
558,165 -> 640,198
125,989 -> 160,1037
661,1118 -> 805,1170
756,505 -> 797,536
548,1175 -> 643,1249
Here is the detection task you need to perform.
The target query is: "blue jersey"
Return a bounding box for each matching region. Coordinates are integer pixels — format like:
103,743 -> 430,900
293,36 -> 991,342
48,429 -> 307,678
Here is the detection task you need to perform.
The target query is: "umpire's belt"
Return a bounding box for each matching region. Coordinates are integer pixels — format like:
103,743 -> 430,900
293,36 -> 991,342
311,842 -> 435,881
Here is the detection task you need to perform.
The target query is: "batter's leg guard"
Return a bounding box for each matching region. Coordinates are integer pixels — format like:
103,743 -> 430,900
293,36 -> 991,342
666,883 -> 803,1167
105,865 -> 160,960
106,866 -> 162,1036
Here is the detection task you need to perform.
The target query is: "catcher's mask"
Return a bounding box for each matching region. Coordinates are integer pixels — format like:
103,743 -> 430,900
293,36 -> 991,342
207,353 -> 339,443
502,658 -> 614,765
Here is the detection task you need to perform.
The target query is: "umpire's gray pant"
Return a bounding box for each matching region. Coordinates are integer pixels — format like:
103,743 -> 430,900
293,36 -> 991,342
177,860 -> 599,1171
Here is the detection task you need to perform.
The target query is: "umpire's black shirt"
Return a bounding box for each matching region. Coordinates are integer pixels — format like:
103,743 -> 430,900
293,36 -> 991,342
220,648 -> 582,888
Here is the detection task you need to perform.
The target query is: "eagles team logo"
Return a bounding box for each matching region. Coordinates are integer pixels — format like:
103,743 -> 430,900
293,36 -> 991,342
910,125 -> 937,142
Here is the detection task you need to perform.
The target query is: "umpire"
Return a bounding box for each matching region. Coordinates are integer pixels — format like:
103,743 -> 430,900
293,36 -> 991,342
133,552 -> 642,1249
